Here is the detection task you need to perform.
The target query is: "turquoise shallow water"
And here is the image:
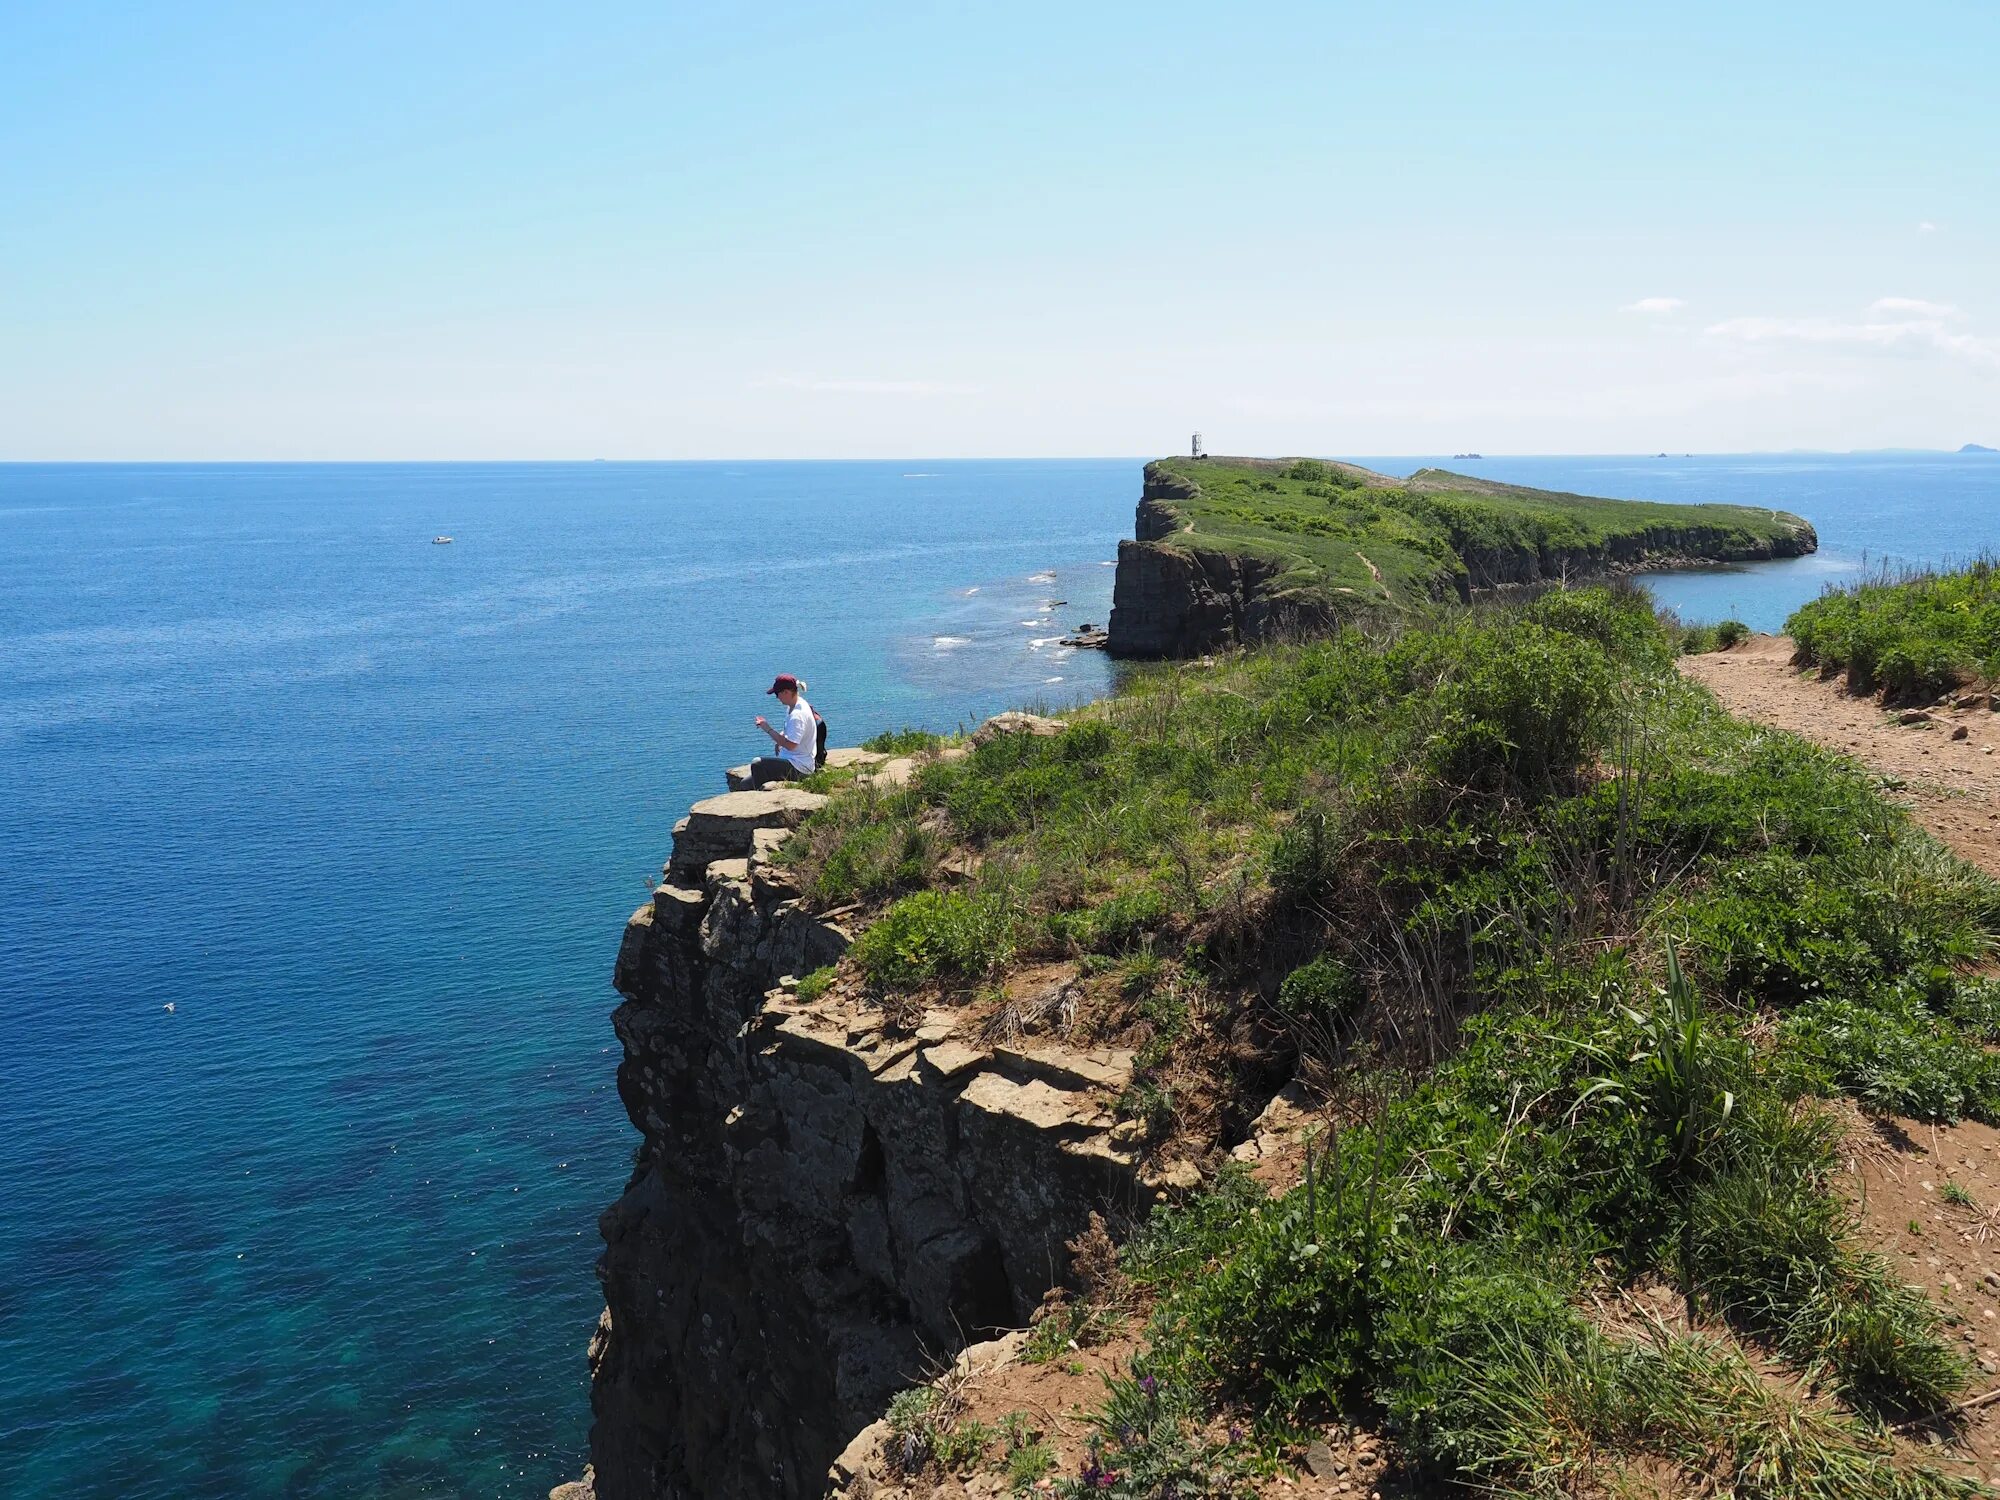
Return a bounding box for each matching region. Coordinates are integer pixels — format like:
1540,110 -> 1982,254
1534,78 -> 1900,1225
3,452 -> 1996,1498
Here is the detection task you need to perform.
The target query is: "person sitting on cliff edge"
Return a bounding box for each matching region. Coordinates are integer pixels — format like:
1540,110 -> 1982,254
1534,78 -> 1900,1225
749,673 -> 819,787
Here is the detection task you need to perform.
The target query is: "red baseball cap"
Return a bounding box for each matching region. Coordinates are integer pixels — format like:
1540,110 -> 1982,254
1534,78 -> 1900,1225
766,673 -> 800,694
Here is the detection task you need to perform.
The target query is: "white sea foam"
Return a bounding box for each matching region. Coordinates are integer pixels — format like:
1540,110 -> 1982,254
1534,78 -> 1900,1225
962,586 -> 980,595
931,635 -> 971,649
1027,570 -> 1057,583
1043,676 -> 1064,684
1028,637 -> 1060,649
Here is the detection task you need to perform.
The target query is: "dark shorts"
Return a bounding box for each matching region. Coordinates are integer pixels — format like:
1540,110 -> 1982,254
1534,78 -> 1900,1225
748,756 -> 806,787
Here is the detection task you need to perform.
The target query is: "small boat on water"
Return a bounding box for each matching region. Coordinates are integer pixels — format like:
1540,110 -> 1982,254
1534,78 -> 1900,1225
432,536 -> 454,545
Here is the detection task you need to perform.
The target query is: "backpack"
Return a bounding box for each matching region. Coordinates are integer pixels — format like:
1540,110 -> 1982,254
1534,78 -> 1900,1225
814,711 -> 828,770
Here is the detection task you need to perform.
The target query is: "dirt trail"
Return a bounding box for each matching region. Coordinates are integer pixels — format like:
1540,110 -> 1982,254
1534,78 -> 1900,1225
1686,636 -> 2000,1487
1681,633 -> 2000,877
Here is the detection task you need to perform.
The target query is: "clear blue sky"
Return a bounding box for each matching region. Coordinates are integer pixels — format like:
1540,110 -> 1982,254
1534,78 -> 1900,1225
2,2 -> 1994,458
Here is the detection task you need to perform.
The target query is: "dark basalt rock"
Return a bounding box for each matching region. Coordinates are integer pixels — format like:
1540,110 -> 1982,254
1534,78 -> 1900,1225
584,766 -> 1143,1499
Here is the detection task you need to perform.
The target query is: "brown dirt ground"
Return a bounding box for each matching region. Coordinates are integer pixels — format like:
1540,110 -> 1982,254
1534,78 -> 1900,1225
1685,636 -> 2000,1488
1680,633 -> 2000,872
1837,1104 -> 2000,1488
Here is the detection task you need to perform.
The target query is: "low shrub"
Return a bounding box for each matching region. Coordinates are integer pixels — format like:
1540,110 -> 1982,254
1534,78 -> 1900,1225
1409,619 -> 1617,799
1275,956 -> 1362,1031
1046,879 -> 1175,955
1681,622 -> 1720,654
1056,1370 -> 1254,1499
850,889 -> 1015,989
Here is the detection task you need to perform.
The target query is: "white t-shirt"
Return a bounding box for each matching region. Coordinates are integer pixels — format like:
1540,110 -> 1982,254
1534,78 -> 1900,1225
777,697 -> 817,773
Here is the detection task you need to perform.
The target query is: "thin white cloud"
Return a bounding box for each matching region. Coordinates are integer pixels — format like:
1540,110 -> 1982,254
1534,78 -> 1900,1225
1706,309 -> 1999,371
1918,220 -> 1939,233
753,375 -> 983,396
1870,296 -> 1961,320
1622,296 -> 1686,315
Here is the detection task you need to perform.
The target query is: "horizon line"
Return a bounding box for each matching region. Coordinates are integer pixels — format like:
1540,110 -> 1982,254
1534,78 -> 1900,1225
0,447 -> 1993,466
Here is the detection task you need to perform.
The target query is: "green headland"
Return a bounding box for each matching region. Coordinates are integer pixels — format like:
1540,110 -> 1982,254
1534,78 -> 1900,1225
1107,456 -> 1817,656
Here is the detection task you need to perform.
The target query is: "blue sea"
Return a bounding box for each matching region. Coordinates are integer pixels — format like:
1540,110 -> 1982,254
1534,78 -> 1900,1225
2,452 -> 1996,1499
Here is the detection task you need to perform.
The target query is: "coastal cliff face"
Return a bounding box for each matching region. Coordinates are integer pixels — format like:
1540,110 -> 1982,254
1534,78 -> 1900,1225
1106,475 -> 1343,659
1449,521 -> 1817,592
586,767 -> 1143,1499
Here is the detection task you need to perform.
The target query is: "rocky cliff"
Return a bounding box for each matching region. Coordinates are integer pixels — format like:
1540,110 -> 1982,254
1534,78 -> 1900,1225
1106,458 -> 1819,658
582,751 -> 1146,1500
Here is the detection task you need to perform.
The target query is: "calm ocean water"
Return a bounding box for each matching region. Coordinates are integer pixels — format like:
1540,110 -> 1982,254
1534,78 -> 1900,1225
2,453 -> 1995,1498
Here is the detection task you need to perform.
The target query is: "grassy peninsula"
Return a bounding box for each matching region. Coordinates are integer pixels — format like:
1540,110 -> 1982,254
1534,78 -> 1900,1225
1132,453 -> 1814,608
796,581 -> 2000,1497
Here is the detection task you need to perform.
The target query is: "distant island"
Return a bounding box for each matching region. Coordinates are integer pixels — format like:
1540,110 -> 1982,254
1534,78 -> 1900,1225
1963,442 -> 1997,454
1105,455 -> 1817,657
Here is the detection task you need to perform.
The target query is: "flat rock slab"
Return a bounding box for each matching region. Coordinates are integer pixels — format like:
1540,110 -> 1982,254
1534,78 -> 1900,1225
727,746 -> 886,790
958,1072 -> 1111,1136
669,787 -> 828,880
920,1041 -> 990,1080
824,747 -> 886,770
688,787 -> 828,824
990,1041 -> 1133,1093
862,755 -> 919,787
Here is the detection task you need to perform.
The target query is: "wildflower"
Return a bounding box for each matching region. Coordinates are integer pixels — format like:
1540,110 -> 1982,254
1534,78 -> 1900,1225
1139,1374 -> 1157,1395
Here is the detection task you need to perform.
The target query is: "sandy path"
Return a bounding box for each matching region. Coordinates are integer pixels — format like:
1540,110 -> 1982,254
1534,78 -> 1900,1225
1681,633 -> 2000,877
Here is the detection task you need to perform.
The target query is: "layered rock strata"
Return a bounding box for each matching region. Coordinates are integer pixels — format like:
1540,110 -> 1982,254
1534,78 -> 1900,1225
586,758 -> 1144,1499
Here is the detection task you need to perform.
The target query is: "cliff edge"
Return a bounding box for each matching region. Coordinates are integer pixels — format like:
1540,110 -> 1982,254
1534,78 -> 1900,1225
1106,456 -> 1817,657
584,749 -> 1149,1499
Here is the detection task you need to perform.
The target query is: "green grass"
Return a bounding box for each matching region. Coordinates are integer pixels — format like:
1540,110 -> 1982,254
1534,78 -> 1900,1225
1678,617 -> 1751,654
862,726 -> 946,756
802,582 -> 1995,1494
1137,455 -> 1812,616
1789,559 -> 2000,700
884,1384 -> 992,1476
